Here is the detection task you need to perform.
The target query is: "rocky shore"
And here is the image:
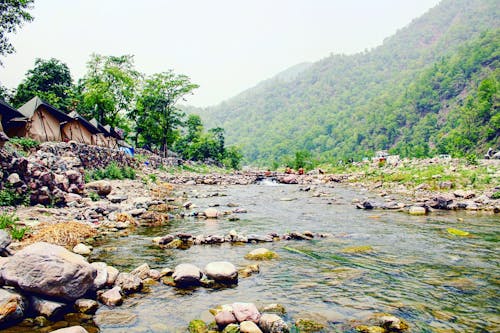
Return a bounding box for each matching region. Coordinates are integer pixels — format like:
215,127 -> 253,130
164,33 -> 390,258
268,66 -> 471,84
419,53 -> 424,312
0,143 -> 499,331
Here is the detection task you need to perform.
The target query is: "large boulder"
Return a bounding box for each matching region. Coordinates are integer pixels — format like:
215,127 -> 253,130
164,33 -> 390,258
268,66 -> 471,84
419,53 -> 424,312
0,242 -> 97,301
172,263 -> 202,287
0,288 -> 26,327
205,262 -> 238,284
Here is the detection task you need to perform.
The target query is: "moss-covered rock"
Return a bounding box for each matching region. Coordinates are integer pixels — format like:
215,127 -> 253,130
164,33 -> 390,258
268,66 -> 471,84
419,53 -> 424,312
355,325 -> 386,333
340,245 -> 373,254
222,323 -> 240,333
164,239 -> 183,249
244,248 -> 278,260
295,318 -> 325,332
188,319 -> 209,333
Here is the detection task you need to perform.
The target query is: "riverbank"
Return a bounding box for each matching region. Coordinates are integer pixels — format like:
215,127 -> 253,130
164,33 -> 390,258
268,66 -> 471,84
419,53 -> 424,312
0,145 -> 499,332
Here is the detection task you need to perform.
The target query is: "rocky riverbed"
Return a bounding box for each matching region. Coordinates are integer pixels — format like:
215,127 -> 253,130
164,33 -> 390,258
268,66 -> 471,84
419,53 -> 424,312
0,145 -> 499,332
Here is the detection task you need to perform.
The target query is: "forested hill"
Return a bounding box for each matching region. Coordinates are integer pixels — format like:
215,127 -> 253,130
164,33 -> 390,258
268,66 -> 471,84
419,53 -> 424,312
195,0 -> 499,165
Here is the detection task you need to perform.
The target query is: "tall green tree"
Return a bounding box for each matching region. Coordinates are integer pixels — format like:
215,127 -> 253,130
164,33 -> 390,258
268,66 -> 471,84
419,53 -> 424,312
11,58 -> 75,110
0,0 -> 34,65
135,71 -> 199,156
78,54 -> 140,126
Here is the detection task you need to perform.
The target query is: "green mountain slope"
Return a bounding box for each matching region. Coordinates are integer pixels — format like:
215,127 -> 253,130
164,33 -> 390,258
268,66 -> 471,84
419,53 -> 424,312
198,0 -> 499,165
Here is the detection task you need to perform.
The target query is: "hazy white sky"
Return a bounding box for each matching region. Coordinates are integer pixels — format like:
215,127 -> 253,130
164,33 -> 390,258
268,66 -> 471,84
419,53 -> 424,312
0,0 -> 441,107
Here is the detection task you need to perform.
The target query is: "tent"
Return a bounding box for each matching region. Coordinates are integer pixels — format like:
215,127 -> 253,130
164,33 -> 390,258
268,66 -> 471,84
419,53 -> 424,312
0,99 -> 27,135
13,96 -> 72,142
89,118 -> 109,147
62,111 -> 100,144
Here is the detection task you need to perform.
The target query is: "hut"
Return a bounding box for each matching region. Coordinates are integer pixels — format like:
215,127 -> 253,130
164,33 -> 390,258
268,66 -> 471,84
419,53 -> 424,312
13,97 -> 72,142
0,99 -> 27,135
62,111 -> 100,144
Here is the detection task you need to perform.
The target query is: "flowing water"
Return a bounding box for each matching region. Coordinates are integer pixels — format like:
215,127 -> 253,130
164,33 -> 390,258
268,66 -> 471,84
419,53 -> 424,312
9,182 -> 500,332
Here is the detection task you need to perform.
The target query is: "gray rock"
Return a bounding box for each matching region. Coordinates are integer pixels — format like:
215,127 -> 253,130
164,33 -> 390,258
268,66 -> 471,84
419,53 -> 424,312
91,262 -> 108,290
107,194 -> 128,203
259,313 -> 289,333
0,230 -> 12,256
114,273 -> 142,294
0,242 -> 96,301
85,180 -> 112,196
106,265 -> 119,286
0,288 -> 26,327
72,243 -> 91,255
74,298 -> 98,314
172,263 -> 202,287
29,295 -> 68,319
130,263 -> 150,280
240,320 -> 263,333
98,286 -> 123,306
50,325 -> 89,333
7,173 -> 21,186
232,302 -> 260,323
215,310 -> 238,328
205,262 -> 238,284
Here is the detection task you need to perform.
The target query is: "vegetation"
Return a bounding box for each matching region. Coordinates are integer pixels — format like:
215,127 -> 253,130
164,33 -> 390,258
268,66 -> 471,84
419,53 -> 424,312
0,185 -> 30,206
0,213 -> 29,240
195,0 -> 499,166
85,162 -> 136,181
26,221 -> 97,248
10,58 -> 75,111
324,158 -> 498,191
8,136 -> 39,150
0,0 -> 34,65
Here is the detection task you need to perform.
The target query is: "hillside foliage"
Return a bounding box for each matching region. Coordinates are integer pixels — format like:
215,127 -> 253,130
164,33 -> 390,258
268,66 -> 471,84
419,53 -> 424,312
197,0 -> 499,165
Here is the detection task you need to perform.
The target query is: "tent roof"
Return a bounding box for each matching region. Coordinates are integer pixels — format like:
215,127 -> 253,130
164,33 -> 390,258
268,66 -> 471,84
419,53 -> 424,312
0,99 -> 26,123
68,111 -> 100,134
103,125 -> 125,140
18,96 -> 72,123
89,118 -> 110,135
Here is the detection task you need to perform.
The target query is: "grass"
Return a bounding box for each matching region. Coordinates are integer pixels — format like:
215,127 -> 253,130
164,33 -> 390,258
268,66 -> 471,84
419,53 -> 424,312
9,137 -> 40,150
25,221 -> 97,248
85,162 -> 136,181
320,158 -> 499,191
0,213 -> 30,240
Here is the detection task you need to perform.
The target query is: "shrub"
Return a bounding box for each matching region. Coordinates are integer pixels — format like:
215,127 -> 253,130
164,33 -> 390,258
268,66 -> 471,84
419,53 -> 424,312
9,137 -> 40,150
86,162 -> 137,181
0,186 -> 30,206
491,191 -> 500,200
0,213 -> 30,240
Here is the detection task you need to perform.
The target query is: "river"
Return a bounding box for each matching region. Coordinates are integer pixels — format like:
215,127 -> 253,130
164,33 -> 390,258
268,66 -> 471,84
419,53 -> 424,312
5,182 -> 497,332
87,182 -> 499,332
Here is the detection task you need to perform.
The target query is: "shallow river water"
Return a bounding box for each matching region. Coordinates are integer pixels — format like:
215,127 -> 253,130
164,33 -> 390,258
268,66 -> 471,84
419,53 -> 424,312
9,182 -> 499,332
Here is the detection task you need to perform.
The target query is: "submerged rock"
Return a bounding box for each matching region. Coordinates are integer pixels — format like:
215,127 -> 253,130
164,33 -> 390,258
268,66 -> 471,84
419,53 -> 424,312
408,206 -> 426,215
245,248 -> 278,260
188,319 -> 208,333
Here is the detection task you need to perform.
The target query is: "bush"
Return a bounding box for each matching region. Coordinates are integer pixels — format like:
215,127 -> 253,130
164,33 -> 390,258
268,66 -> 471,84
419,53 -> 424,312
9,137 -> 40,150
86,162 -> 137,181
0,186 -> 30,206
0,213 -> 30,240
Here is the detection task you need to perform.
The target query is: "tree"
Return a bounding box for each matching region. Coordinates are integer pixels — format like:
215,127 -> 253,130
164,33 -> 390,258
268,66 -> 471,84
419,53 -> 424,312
135,71 -> 199,156
78,54 -> 140,126
0,0 -> 34,65
11,58 -> 75,110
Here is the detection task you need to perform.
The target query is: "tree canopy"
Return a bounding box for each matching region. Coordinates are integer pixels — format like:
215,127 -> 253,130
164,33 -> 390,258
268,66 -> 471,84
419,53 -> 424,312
0,0 -> 34,65
11,58 -> 74,111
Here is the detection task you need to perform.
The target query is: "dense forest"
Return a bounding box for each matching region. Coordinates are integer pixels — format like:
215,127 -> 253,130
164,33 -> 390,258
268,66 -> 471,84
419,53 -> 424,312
196,0 -> 499,165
